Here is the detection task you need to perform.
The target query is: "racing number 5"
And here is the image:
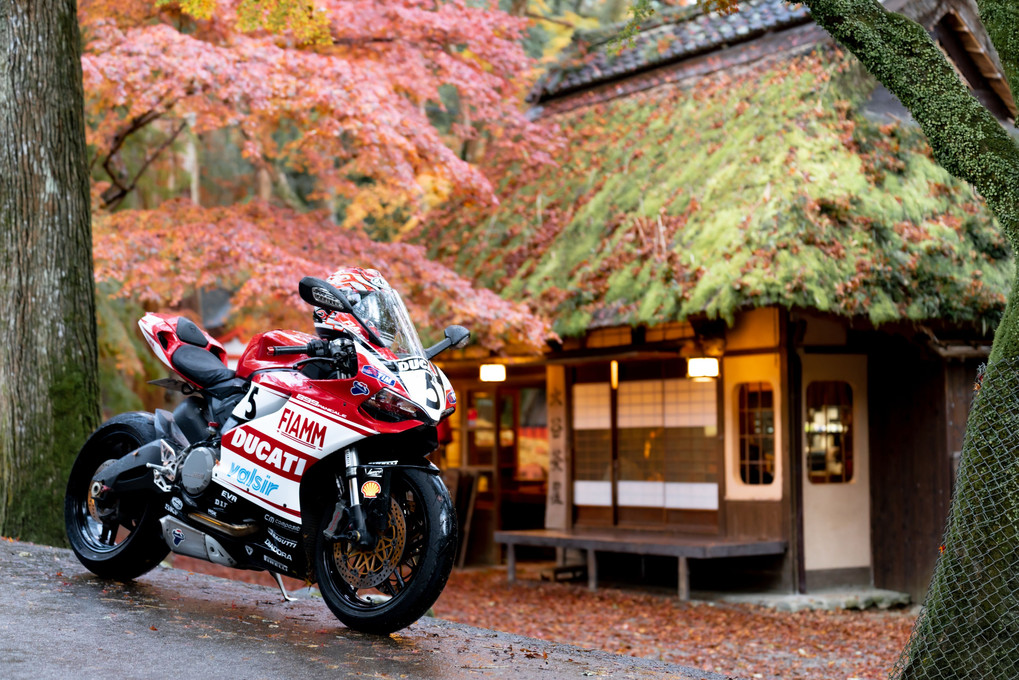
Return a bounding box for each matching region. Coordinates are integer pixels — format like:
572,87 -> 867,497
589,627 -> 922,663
423,372 -> 441,410
244,385 -> 260,419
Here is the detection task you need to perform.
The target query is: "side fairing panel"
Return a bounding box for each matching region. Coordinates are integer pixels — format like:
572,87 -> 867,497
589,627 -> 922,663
212,393 -> 370,519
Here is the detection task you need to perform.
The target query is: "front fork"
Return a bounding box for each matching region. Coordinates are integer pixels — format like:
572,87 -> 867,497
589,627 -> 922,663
323,448 -> 378,550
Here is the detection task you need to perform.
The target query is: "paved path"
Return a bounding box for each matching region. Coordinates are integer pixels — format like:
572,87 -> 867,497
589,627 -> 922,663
0,540 -> 733,680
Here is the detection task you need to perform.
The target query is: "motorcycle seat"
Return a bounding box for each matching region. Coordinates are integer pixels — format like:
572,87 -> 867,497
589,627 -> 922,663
171,344 -> 237,387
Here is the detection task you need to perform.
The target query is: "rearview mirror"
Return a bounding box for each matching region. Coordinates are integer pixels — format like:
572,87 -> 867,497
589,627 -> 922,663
424,325 -> 471,359
446,325 -> 470,350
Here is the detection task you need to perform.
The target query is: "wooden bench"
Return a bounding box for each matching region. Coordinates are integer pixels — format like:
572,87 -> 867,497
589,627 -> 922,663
494,528 -> 787,601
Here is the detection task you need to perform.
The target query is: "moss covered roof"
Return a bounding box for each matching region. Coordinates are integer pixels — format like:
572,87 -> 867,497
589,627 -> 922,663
533,0 -> 811,102
416,48 -> 1012,337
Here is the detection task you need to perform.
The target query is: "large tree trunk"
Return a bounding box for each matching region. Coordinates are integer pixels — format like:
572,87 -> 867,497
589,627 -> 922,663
799,0 -> 1019,677
0,1 -> 100,544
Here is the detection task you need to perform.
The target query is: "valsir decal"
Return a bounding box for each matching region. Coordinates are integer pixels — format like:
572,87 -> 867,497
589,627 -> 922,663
226,462 -> 279,496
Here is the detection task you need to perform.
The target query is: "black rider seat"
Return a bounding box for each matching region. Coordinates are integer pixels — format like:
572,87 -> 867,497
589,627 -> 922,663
171,344 -> 237,387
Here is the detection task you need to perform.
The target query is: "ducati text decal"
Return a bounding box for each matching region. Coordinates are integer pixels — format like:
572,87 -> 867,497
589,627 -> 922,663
276,408 -> 327,449
226,463 -> 279,497
396,357 -> 430,372
229,428 -> 310,476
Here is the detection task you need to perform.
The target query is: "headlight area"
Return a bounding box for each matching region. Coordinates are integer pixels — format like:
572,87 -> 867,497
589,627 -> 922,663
360,387 -> 431,423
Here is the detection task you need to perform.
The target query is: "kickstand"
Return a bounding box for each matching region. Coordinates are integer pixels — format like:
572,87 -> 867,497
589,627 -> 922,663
270,571 -> 297,602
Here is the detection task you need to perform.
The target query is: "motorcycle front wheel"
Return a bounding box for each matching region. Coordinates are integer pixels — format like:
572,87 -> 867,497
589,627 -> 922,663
64,412 -> 170,580
315,468 -> 457,635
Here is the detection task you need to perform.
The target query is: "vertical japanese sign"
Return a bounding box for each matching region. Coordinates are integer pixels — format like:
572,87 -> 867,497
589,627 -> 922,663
545,365 -> 569,529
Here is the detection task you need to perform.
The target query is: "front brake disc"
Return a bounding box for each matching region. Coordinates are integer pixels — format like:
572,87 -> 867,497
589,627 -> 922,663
333,497 -> 406,589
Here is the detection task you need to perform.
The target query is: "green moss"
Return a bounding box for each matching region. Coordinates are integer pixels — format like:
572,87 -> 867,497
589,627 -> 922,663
419,48 -> 1012,337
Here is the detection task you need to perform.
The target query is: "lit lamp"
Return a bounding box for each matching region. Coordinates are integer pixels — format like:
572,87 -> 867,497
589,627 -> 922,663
687,357 -> 719,381
479,363 -> 506,382
610,360 -> 619,390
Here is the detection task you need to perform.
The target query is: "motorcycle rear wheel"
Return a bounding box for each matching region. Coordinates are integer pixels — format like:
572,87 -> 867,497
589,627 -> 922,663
315,468 -> 457,635
64,412 -> 170,580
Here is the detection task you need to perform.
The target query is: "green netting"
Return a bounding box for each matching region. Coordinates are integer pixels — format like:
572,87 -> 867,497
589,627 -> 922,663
892,359 -> 1019,679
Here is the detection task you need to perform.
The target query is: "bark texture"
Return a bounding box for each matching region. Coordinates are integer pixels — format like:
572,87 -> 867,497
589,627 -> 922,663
799,0 -> 1019,677
0,0 -> 99,544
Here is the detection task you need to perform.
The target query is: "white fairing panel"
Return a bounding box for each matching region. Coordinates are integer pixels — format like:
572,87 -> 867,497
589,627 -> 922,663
137,316 -> 173,371
212,393 -> 373,519
392,356 -> 446,422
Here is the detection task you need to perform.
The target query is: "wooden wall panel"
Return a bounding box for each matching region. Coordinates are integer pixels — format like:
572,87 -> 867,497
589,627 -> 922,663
868,343 -> 963,602
724,500 -> 784,540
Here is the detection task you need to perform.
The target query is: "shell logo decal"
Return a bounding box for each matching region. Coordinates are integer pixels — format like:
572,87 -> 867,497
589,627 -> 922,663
361,480 -> 381,499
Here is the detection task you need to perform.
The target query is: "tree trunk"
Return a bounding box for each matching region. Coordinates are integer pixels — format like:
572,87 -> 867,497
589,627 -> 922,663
799,1 -> 1019,676
0,1 -> 100,544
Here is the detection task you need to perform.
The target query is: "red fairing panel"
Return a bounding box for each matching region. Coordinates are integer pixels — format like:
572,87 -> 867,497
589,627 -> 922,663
235,329 -> 319,378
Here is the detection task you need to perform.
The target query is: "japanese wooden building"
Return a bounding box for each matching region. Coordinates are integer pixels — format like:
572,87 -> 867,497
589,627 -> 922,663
421,0 -> 1015,601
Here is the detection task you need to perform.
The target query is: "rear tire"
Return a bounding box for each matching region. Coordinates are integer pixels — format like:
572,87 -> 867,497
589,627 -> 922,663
64,412 -> 170,580
315,468 -> 456,634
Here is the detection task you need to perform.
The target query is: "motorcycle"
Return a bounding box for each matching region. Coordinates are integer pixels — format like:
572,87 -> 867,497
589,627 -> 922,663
64,271 -> 469,634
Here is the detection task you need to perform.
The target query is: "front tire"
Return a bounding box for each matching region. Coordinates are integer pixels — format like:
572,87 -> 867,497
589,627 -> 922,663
315,468 -> 457,634
64,412 -> 170,580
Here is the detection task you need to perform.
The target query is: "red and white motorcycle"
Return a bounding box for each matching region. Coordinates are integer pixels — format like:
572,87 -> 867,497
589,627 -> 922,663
65,268 -> 467,634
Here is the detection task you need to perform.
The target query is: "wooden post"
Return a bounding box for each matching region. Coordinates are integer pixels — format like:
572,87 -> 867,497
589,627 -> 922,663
506,543 -> 517,584
678,556 -> 689,601
587,549 -> 598,591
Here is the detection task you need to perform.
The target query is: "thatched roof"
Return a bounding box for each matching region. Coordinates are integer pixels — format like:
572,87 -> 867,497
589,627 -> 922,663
415,14 -> 1011,338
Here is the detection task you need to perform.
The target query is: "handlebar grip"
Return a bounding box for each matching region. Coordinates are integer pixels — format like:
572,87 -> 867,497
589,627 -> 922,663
268,345 -> 309,356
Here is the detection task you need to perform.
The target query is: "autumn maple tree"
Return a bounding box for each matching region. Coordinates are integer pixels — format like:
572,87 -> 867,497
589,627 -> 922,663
80,0 -> 555,351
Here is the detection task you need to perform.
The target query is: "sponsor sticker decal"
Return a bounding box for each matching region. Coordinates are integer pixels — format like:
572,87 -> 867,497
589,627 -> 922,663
361,364 -> 397,387
267,528 -> 298,549
263,538 -> 293,562
446,390 -> 456,406
361,480 -> 381,499
172,528 -> 185,547
225,463 -> 279,497
274,410 -> 327,451
264,514 -> 300,533
264,555 -> 288,571
351,381 -> 370,396
171,497 -> 183,511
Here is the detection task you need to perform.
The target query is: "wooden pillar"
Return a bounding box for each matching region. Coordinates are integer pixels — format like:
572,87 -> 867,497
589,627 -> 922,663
506,543 -> 517,583
587,549 -> 598,591
678,556 -> 690,601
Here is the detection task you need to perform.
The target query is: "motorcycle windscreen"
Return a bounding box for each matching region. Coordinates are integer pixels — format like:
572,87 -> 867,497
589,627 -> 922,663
350,289 -> 425,358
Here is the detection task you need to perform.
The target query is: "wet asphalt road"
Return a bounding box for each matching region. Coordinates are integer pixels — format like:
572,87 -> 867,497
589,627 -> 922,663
0,540 -> 732,680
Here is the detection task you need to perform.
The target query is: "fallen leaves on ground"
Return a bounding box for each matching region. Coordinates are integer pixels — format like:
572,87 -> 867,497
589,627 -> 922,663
433,566 -> 914,680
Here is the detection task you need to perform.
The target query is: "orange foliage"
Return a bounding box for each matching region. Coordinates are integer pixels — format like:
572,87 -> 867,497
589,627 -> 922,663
93,201 -> 553,351
79,0 -> 557,208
